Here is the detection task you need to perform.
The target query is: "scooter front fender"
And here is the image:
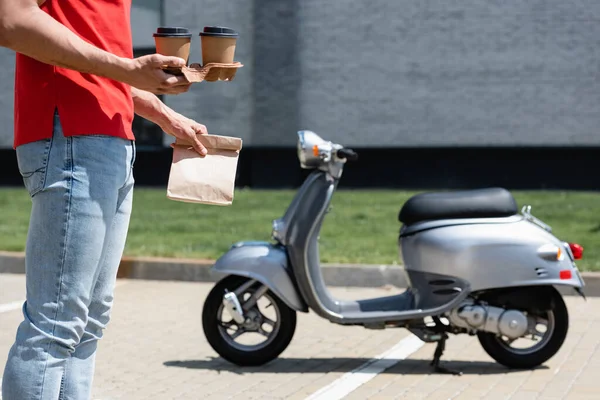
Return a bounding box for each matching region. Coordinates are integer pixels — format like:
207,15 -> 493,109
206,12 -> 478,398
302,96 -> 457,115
211,241 -> 308,312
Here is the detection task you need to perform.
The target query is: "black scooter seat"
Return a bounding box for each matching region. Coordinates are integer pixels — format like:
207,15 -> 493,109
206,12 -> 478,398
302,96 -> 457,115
398,188 -> 518,225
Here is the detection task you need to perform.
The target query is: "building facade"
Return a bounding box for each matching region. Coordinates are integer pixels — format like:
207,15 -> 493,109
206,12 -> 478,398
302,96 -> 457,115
1,1 -> 600,189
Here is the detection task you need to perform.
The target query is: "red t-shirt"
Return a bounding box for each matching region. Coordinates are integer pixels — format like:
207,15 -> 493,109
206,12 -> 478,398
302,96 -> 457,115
13,0 -> 135,148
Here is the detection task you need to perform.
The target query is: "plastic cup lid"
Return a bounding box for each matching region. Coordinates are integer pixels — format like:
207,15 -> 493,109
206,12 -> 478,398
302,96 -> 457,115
199,26 -> 239,38
153,27 -> 192,38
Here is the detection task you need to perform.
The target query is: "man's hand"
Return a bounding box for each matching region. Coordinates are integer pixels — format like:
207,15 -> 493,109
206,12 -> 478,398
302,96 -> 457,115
119,55 -> 193,95
160,114 -> 208,156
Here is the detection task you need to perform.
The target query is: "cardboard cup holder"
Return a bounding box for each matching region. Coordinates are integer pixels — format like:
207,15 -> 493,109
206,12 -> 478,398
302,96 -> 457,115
164,62 -> 243,83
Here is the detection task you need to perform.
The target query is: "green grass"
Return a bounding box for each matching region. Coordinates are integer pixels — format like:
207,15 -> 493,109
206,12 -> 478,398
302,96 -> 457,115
1,188 -> 599,270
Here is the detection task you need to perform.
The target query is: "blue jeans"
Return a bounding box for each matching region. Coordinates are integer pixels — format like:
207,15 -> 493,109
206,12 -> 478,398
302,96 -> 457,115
2,113 -> 135,400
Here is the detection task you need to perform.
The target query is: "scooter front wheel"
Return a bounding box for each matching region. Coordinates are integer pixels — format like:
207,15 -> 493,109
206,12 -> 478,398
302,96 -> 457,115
202,275 -> 297,366
477,287 -> 568,369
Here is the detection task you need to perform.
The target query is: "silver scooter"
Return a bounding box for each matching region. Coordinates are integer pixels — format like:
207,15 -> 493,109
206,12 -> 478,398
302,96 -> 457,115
202,130 -> 586,374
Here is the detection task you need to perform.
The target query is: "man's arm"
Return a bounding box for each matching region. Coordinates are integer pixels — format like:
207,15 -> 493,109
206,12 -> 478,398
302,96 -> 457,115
131,88 -> 208,156
0,0 -> 189,94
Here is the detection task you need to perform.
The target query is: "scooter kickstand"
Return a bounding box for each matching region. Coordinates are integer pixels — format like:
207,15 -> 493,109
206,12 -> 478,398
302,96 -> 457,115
430,330 -> 462,376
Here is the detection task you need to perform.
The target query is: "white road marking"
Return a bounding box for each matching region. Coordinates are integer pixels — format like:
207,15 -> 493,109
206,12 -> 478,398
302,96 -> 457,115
0,280 -> 127,315
0,301 -> 23,314
305,335 -> 425,400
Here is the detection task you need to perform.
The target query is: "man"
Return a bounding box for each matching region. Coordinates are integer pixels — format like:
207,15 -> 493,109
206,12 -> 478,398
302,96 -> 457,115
0,1 -> 210,399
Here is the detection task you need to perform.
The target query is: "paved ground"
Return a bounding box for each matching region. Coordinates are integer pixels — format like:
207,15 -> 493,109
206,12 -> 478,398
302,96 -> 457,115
0,273 -> 598,399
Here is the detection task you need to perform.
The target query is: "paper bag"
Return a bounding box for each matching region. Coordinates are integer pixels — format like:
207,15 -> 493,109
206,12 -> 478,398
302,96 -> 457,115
167,134 -> 243,206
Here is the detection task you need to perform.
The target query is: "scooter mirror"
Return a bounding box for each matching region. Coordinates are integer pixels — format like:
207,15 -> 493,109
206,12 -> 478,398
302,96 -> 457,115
297,130 -> 329,169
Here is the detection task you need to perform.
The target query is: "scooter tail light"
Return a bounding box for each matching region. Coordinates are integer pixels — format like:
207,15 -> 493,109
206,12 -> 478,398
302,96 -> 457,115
569,243 -> 584,260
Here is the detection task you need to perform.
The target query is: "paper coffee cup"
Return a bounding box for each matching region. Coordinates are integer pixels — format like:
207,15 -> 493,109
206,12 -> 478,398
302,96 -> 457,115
199,26 -> 239,65
153,27 -> 192,71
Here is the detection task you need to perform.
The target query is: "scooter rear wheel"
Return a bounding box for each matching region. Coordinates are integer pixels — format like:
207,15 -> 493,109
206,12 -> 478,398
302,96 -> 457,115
477,287 -> 568,369
202,275 -> 297,366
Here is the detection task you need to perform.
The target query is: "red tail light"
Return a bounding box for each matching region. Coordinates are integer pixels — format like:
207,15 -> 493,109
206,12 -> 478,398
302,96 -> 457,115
560,270 -> 572,280
569,243 -> 584,260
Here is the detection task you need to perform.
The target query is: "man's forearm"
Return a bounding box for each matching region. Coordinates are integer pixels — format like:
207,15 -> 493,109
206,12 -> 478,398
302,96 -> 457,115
131,88 -> 174,128
0,0 -> 130,82
132,87 -> 208,154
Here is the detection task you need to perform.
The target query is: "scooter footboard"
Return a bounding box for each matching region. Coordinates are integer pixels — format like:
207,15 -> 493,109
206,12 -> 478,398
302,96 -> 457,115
211,241 -> 308,312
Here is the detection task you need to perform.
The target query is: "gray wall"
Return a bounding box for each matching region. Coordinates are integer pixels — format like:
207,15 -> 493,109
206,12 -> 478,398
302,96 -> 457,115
1,1 -> 600,149
131,0 -> 162,49
295,0 -> 600,147
168,0 -> 600,148
0,49 -> 15,149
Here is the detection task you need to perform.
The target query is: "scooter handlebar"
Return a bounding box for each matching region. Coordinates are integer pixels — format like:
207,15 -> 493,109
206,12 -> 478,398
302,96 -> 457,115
336,148 -> 358,161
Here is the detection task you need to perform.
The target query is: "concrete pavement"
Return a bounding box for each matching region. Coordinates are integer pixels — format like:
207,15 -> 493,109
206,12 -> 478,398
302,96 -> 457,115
1,273 -> 599,399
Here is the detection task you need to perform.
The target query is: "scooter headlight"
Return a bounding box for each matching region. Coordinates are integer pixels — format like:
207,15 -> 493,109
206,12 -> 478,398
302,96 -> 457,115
297,130 -> 329,169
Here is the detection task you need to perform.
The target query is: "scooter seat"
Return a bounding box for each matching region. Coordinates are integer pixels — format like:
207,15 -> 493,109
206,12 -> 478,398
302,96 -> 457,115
398,187 -> 518,225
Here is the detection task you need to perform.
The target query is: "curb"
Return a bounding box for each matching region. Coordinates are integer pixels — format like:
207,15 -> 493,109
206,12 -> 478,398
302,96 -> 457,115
2,251 -> 600,296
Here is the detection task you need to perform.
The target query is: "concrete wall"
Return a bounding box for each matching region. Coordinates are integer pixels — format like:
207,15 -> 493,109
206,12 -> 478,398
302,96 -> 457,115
131,0 -> 162,49
295,0 -> 600,147
165,0 -> 600,148
0,49 -> 15,148
1,1 -> 600,149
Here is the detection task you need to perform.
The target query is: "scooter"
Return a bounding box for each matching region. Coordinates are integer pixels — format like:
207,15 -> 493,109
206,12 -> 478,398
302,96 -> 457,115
202,130 -> 586,374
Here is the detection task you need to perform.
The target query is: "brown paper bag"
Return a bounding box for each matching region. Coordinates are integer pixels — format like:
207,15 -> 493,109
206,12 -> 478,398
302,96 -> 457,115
167,134 -> 243,206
